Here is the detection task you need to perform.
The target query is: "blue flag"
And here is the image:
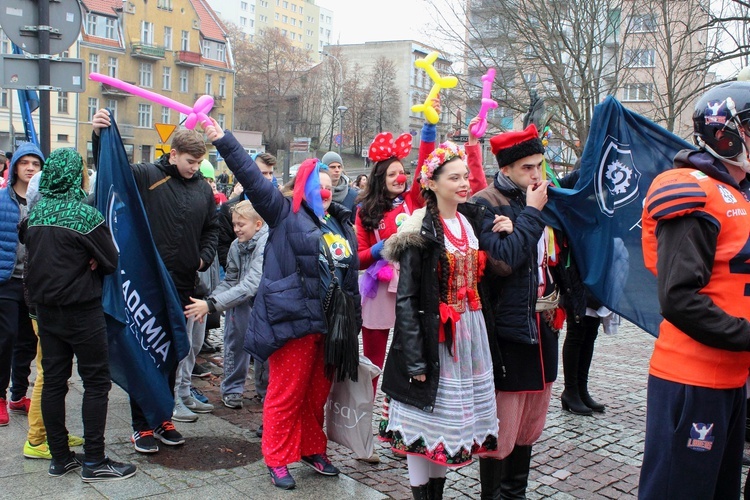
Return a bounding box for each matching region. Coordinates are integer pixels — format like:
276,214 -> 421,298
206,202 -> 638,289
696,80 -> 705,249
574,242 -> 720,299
95,113 -> 189,427
544,96 -> 694,336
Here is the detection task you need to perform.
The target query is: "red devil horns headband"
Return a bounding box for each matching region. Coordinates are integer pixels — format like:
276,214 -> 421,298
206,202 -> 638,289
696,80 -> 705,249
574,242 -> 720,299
368,132 -> 413,162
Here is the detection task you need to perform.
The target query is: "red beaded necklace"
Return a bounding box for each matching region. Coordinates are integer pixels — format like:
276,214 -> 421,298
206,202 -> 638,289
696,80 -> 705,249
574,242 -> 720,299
441,215 -> 468,253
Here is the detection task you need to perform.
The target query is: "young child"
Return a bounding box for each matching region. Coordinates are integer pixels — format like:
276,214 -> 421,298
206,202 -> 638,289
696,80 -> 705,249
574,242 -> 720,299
185,201 -> 268,409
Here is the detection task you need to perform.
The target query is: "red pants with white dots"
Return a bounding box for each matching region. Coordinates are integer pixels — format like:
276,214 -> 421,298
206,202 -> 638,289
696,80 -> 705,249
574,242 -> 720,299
262,334 -> 332,467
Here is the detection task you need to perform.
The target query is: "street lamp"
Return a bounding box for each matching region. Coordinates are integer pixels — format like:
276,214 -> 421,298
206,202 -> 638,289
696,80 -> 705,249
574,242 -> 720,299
320,50 -> 344,151
337,105 -> 348,154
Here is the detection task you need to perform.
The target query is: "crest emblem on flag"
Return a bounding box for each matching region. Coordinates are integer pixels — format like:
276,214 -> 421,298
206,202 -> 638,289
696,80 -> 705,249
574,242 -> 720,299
595,137 -> 642,217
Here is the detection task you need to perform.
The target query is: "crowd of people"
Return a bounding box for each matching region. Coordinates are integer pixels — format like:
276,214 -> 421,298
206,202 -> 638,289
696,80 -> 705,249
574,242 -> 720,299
3,81 -> 750,499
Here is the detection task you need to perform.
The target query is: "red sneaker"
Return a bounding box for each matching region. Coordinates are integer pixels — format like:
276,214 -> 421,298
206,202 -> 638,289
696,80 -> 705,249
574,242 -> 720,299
0,398 -> 8,426
9,396 -> 31,414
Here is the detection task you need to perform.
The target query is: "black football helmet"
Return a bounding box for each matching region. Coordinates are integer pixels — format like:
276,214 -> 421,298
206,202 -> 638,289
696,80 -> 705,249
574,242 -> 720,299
693,81 -> 750,160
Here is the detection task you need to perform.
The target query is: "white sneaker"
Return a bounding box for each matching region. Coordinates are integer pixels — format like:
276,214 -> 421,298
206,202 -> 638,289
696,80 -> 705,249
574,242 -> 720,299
182,395 -> 214,414
172,396 -> 198,422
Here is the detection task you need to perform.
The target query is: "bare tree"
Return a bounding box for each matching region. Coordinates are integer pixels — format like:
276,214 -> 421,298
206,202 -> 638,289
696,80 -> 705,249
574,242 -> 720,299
367,57 -> 401,133
229,28 -> 315,154
426,0 -> 717,164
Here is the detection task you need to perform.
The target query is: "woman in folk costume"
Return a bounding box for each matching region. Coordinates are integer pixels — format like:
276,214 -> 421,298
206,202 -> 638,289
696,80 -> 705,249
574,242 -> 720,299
205,120 -> 361,491
378,142 -> 500,500
356,113 -> 487,400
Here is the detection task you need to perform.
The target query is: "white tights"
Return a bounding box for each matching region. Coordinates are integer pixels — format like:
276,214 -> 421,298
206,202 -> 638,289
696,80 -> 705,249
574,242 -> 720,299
407,455 -> 447,487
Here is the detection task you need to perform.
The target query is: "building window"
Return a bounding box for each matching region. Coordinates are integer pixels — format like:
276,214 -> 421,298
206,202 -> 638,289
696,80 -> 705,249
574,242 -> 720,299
0,90 -> 8,108
141,21 -> 154,44
622,83 -> 653,101
218,76 -> 226,97
291,3 -> 296,11
108,57 -> 118,78
181,30 -> 189,51
259,15 -> 267,22
240,17 -> 247,26
179,69 -> 189,92
157,0 -> 172,9
89,53 -> 99,74
202,39 -> 211,58
164,27 -> 172,50
138,103 -> 152,127
88,97 -> 99,121
57,92 -> 68,113
625,48 -> 655,68
162,106 -> 170,123
86,13 -> 97,34
107,99 -> 118,119
241,1 -> 247,10
627,14 -> 657,33
57,134 -> 69,142
162,66 -> 171,90
282,15 -> 287,23
205,74 -> 212,94
139,62 -> 153,88
105,18 -> 116,39
283,1 -> 288,8
217,44 -> 225,62
1,33 -> 10,54
218,113 -> 225,128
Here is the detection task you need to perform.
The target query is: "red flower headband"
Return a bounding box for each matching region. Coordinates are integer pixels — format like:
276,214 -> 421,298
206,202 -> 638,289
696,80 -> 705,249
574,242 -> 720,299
368,132 -> 413,162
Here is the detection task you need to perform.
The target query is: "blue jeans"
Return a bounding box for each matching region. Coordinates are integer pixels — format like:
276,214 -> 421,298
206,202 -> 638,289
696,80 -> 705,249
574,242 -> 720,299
37,300 -> 111,463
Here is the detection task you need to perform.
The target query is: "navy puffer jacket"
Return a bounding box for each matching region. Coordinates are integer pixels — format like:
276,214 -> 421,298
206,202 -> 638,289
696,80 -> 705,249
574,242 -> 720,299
213,131 -> 361,362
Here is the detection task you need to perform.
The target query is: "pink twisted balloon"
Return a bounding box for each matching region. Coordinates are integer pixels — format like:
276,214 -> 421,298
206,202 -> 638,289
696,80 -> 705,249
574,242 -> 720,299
89,72 -> 214,130
469,68 -> 498,138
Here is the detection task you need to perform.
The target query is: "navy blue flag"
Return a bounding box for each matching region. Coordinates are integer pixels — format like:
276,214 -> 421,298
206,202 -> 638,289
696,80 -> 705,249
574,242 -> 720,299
544,96 -> 694,336
96,113 -> 189,426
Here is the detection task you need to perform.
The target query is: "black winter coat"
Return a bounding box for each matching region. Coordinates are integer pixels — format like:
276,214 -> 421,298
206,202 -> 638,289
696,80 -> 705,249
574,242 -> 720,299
93,134 -> 219,294
380,203 -> 495,412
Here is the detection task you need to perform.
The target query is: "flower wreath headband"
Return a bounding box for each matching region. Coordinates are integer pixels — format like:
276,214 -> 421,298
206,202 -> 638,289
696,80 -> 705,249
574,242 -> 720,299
419,141 -> 466,188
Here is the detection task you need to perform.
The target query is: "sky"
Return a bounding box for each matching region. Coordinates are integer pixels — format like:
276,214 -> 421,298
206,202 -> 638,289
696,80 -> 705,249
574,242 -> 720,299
316,0 -> 435,46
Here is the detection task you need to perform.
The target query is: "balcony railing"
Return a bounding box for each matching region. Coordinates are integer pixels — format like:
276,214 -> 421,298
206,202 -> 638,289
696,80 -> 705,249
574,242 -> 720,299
101,82 -> 135,97
131,42 -> 166,59
176,50 -> 202,66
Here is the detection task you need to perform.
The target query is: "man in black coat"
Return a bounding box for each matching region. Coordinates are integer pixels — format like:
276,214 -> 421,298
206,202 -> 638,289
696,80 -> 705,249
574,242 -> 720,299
92,108 -> 219,454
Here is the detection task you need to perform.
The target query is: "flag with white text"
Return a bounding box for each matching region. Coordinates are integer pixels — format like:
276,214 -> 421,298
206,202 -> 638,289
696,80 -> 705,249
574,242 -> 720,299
96,112 -> 189,426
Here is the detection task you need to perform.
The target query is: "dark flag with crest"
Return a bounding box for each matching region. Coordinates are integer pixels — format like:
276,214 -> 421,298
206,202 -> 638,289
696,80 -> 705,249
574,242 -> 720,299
544,96 -> 694,336
95,112 -> 189,426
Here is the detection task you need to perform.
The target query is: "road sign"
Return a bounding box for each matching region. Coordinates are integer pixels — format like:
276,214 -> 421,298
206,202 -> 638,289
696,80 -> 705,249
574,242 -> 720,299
334,134 -> 342,145
155,144 -> 170,157
0,0 -> 82,55
0,55 -> 84,91
154,123 -> 177,143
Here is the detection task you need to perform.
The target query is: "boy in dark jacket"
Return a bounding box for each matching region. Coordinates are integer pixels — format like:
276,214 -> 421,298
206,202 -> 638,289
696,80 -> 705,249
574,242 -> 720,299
92,108 -> 219,453
23,148 -> 135,482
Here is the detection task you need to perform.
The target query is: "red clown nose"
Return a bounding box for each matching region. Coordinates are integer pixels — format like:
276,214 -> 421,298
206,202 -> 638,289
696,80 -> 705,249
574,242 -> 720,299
320,188 -> 332,200
395,174 -> 407,184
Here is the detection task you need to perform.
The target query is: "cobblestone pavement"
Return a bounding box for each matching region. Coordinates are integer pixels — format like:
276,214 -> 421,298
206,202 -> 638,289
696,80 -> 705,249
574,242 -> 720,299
5,321 -> 749,499
197,320 -> 657,499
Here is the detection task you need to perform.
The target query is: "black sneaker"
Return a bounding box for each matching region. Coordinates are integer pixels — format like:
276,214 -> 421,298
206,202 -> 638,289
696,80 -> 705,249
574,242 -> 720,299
267,465 -> 296,489
154,421 -> 185,446
49,452 -> 82,477
131,430 -> 159,454
81,457 -> 137,483
301,453 -> 340,476
191,364 -> 211,379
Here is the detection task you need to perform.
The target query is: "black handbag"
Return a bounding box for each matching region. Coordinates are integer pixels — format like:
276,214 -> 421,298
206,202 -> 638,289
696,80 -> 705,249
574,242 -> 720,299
322,245 -> 359,382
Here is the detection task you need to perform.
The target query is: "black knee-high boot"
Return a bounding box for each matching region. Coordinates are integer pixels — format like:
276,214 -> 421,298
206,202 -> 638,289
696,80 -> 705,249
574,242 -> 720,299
578,316 -> 604,412
499,445 -> 532,499
428,477 -> 446,500
480,457 -> 503,499
562,327 -> 593,416
411,483 -> 429,500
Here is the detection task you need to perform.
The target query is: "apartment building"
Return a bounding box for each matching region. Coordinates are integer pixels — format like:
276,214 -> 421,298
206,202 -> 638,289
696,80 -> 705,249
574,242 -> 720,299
78,0 -> 235,166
